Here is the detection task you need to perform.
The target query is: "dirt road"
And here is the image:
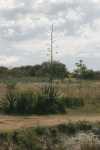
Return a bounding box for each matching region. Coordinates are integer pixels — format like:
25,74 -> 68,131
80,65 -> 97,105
0,114 -> 100,132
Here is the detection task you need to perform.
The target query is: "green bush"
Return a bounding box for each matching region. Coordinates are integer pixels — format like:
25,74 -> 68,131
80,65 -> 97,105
56,99 -> 66,114
60,96 -> 85,108
34,126 -> 45,136
1,88 -> 38,115
33,85 -> 66,115
16,129 -> 43,150
33,91 -> 59,115
15,89 -> 38,115
73,97 -> 85,107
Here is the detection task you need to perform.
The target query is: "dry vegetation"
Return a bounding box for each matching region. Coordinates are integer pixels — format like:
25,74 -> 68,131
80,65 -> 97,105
0,77 -> 100,149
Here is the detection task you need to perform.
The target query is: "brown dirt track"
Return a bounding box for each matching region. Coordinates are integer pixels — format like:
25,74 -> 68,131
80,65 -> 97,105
0,114 -> 100,132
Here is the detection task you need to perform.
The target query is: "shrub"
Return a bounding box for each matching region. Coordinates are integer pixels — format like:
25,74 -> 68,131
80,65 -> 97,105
33,85 -> 66,115
1,90 -> 18,114
15,89 -> 38,115
60,96 -> 85,108
56,98 -> 66,114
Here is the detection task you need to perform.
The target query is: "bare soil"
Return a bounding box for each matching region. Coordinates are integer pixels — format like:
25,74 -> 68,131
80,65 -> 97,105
0,114 -> 100,132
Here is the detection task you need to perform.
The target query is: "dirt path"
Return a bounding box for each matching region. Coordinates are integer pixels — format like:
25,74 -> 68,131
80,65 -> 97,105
0,114 -> 100,132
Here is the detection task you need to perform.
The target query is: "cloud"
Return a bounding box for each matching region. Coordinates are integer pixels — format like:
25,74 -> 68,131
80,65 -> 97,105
94,53 -> 100,57
92,0 -> 99,3
76,23 -> 91,37
93,19 -> 100,31
0,55 -> 21,66
66,8 -> 86,21
23,52 -> 30,56
0,13 -> 66,35
3,29 -> 14,37
7,48 -> 11,51
76,53 -> 92,57
75,23 -> 100,51
12,39 -> 47,53
0,0 -> 24,9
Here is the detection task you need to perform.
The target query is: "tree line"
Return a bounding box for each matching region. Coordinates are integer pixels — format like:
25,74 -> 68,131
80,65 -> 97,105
0,60 -> 100,80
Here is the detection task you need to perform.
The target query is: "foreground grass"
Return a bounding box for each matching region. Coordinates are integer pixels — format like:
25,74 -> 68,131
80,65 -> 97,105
0,77 -> 100,149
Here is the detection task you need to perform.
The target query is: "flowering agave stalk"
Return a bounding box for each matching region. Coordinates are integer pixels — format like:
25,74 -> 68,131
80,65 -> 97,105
74,60 -> 87,92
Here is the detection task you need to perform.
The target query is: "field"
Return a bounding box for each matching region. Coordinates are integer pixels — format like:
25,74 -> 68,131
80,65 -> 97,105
0,76 -> 100,150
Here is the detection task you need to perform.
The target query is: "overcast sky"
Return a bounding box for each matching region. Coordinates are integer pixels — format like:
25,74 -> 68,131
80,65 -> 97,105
0,0 -> 100,73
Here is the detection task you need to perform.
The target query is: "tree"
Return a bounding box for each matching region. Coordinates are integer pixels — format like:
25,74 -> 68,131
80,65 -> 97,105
73,60 -> 87,91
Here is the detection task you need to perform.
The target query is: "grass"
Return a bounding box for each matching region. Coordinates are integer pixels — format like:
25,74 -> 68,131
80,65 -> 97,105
0,76 -> 100,149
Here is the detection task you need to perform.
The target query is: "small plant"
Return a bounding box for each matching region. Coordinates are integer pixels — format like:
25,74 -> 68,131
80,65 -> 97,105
4,79 -> 17,91
80,138 -> 100,150
75,119 -> 92,131
89,84 -> 99,90
34,126 -> 45,136
52,138 -> 59,144
54,79 -> 61,84
12,130 -> 19,145
57,123 -> 68,133
58,147 -> 66,150
91,101 -> 97,105
50,128 -> 57,137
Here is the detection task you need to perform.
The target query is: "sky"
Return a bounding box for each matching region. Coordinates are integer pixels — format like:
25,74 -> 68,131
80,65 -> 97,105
0,0 -> 100,73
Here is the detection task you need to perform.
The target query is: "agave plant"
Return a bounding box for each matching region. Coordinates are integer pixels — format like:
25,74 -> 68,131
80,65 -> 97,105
1,90 -> 18,114
34,85 -> 62,114
1,79 -> 18,114
39,85 -> 61,103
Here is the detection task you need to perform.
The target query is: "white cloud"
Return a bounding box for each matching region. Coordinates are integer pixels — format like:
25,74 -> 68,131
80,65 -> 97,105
76,23 -> 92,38
93,19 -> 100,31
45,0 -> 86,4
94,53 -> 100,57
0,13 -> 66,35
0,55 -> 21,66
23,52 -> 30,56
12,24 -> 100,59
76,54 -> 92,57
66,8 -> 86,21
76,23 -> 100,51
7,48 -> 11,51
12,39 -> 47,53
3,29 -> 14,37
92,0 -> 99,3
59,29 -> 69,36
0,55 -> 7,59
0,0 -> 24,9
